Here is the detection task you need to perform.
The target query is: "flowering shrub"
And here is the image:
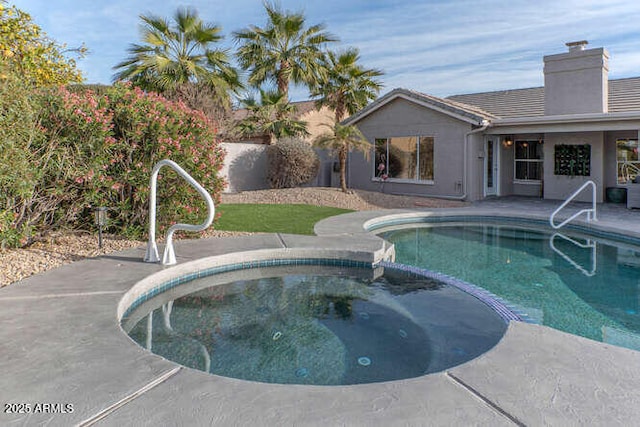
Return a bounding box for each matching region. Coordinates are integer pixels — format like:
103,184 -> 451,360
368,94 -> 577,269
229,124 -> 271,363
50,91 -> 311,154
0,80 -> 225,247
44,83 -> 225,238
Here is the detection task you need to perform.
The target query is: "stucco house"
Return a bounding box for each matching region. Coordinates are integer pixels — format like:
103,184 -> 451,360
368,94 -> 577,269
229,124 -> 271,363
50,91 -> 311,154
344,41 -> 640,203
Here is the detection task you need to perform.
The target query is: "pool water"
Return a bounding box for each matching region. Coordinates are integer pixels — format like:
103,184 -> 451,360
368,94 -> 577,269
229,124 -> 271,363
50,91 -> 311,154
123,266 -> 507,385
379,224 -> 640,350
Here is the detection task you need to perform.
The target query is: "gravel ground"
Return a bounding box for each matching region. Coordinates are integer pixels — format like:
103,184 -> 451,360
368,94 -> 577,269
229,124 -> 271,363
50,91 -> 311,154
0,187 -> 466,287
220,187 -> 466,210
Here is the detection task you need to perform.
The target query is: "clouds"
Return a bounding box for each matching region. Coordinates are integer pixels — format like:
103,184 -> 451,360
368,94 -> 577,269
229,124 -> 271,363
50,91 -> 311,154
335,0 -> 640,95
11,0 -> 640,98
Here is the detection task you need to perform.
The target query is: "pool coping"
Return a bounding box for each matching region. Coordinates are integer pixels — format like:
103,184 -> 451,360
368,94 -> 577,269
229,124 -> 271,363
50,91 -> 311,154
116,246 -> 393,322
1,209 -> 640,425
315,207 -> 640,242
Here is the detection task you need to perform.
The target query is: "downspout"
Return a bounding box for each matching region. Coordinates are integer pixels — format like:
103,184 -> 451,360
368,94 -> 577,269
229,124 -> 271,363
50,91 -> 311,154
391,120 -> 490,201
347,149 -> 351,190
459,120 -> 491,201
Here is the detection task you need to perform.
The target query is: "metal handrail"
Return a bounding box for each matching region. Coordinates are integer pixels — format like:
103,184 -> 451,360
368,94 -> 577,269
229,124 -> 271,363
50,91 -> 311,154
549,233 -> 596,276
144,159 -> 215,265
619,161 -> 640,183
145,302 -> 211,372
549,180 -> 597,229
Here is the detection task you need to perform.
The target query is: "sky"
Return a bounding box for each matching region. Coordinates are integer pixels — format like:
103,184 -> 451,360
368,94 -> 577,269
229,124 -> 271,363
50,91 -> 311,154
11,0 -> 640,101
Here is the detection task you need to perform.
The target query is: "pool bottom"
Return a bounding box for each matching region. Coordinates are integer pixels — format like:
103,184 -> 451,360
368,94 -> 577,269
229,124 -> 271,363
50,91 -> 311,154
122,264 -> 509,385
379,222 -> 640,350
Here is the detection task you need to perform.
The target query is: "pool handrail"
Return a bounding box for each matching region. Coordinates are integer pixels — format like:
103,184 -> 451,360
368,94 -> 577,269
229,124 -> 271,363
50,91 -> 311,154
144,159 -> 215,265
549,232 -> 597,277
144,302 -> 211,372
549,180 -> 597,229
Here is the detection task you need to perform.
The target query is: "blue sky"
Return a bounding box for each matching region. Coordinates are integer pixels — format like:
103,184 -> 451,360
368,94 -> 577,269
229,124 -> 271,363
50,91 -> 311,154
12,0 -> 640,101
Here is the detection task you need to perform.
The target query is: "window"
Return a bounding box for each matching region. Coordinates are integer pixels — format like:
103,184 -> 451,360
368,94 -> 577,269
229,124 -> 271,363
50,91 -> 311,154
616,139 -> 639,184
514,140 -> 542,181
374,136 -> 434,182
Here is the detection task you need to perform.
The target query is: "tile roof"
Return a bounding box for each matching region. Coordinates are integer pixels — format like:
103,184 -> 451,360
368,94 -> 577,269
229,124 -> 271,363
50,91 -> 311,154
447,87 -> 544,118
402,88 -> 497,121
609,77 -> 640,113
447,77 -> 640,119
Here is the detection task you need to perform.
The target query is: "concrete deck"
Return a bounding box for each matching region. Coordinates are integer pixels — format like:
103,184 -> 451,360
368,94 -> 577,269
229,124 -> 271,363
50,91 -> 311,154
2,199 -> 640,426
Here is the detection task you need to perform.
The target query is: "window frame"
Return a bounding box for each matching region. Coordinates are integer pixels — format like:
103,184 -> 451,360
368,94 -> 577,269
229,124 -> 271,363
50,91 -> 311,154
373,136 -> 435,184
513,140 -> 543,183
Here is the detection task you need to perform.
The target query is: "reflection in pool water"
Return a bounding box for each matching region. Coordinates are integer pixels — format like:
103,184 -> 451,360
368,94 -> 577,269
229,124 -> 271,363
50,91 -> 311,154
380,223 -> 640,350
122,267 -> 507,385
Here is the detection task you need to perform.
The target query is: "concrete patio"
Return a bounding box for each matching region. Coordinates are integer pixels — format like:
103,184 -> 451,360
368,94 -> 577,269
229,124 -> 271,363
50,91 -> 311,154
2,199 -> 640,426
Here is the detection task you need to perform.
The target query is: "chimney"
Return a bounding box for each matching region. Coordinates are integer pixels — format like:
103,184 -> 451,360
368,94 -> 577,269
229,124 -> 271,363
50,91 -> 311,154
566,40 -> 588,52
543,41 -> 609,115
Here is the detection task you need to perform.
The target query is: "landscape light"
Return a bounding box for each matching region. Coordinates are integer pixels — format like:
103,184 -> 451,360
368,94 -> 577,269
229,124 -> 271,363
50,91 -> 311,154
94,206 -> 108,249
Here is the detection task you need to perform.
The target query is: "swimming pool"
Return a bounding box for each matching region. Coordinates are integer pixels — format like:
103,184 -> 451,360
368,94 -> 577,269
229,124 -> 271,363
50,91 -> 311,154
377,220 -> 640,350
121,263 -> 508,385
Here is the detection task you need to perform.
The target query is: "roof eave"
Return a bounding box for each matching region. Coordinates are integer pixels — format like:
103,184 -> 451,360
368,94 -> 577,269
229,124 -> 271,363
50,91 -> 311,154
344,89 -> 490,127
493,111 -> 640,126
487,111 -> 640,134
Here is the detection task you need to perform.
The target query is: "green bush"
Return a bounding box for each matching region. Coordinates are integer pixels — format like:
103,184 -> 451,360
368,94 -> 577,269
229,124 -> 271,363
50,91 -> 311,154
267,137 -> 319,189
0,65 -> 44,248
0,80 -> 225,248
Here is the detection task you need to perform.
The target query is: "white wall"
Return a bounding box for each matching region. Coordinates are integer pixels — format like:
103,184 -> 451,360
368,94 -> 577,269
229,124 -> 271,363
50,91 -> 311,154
220,143 -> 269,193
221,142 -> 333,192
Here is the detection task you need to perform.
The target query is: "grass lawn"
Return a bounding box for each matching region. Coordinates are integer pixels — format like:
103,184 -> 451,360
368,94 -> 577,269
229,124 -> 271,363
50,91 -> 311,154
215,204 -> 354,235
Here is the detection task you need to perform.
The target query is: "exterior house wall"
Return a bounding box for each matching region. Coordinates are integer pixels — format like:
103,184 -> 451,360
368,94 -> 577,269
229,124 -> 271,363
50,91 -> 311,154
467,133 -> 486,200
349,98 -> 474,199
543,132 -> 605,202
307,148 -> 334,188
603,132 -> 619,190
513,181 -> 542,197
500,141 -> 515,195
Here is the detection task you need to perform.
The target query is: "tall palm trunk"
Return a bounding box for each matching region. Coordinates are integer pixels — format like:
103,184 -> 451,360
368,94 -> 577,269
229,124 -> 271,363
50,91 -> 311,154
313,123 -> 370,194
334,97 -> 346,123
277,61 -> 290,102
339,145 -> 348,192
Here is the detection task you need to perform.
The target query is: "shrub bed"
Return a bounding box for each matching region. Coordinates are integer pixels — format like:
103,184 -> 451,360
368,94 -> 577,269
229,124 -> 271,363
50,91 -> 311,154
0,80 -> 225,248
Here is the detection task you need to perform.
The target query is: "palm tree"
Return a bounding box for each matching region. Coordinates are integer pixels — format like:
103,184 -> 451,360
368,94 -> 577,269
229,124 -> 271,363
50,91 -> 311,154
233,2 -> 337,101
112,7 -> 241,99
235,89 -> 309,144
314,123 -> 370,193
311,47 -> 383,122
